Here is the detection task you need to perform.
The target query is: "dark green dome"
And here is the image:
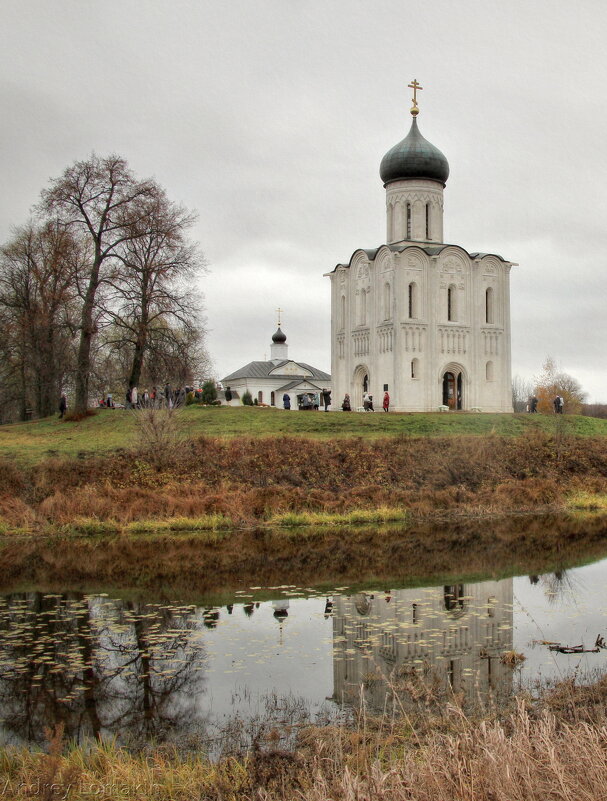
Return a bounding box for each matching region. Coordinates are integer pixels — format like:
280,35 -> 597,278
380,117 -> 449,186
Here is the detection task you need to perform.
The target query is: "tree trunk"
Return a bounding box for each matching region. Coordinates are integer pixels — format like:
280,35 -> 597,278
128,322 -> 148,390
74,255 -> 101,415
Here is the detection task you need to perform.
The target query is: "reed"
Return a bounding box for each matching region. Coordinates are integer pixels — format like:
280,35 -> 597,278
2,677 -> 607,800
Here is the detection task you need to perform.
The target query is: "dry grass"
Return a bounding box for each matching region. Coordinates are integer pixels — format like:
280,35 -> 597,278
0,430 -> 606,535
3,680 -> 607,800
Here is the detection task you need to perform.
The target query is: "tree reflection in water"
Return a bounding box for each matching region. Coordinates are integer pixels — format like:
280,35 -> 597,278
0,593 -> 208,747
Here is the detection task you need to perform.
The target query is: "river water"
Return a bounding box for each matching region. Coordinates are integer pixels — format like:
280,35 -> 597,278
1,538 -> 607,753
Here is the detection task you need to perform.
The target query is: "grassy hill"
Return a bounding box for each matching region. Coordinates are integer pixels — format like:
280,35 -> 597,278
0,405 -> 606,464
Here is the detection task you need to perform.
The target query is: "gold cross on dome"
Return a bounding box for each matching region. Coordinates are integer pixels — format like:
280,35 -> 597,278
408,78 -> 423,116
276,307 -> 283,326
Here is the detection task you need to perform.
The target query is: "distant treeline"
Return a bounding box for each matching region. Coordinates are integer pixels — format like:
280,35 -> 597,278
582,404 -> 607,419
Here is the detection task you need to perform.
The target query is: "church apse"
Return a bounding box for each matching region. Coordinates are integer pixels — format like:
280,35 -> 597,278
330,579 -> 513,711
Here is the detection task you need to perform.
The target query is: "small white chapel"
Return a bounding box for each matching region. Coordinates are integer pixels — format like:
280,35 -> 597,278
221,320 -> 331,409
327,81 -> 516,412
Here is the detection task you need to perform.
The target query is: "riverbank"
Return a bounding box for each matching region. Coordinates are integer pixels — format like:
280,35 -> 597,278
1,420 -> 606,534
2,671 -> 607,800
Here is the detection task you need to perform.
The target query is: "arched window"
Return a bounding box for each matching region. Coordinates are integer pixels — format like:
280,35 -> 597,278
340,295 -> 346,330
425,203 -> 430,239
384,282 -> 391,320
361,289 -> 367,325
270,391 -> 275,406
408,282 -> 418,319
447,284 -> 457,322
486,361 -> 494,381
392,202 -> 401,240
485,287 -> 494,324
257,391 -> 263,404
406,203 -> 412,239
411,358 -> 419,379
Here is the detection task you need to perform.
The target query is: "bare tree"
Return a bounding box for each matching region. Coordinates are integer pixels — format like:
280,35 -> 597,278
39,154 -> 160,415
102,193 -> 207,391
0,222 -> 80,418
511,374 -> 534,413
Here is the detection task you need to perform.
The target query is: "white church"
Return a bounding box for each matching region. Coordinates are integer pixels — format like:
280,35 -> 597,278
327,82 -> 516,412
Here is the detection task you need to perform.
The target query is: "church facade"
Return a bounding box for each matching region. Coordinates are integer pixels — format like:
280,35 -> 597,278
327,84 -> 515,412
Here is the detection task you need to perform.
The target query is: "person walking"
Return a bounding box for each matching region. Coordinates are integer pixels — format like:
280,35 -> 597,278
58,394 -> 67,419
341,393 -> 351,411
322,389 -> 331,411
383,391 -> 390,412
283,393 -> 291,410
131,386 -> 138,408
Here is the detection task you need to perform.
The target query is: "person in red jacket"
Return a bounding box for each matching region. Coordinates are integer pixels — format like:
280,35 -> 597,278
383,391 -> 390,412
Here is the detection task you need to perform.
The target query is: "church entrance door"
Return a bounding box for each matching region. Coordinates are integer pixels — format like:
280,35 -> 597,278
442,371 -> 463,410
352,366 -> 370,411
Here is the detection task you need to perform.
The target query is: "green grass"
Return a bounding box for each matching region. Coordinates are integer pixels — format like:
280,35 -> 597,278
268,507 -> 408,528
0,406 -> 606,465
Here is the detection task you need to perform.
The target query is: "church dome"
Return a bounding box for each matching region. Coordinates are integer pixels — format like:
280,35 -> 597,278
380,117 -> 449,186
272,326 -> 287,344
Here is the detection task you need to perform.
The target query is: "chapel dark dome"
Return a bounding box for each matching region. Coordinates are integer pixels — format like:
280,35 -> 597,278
379,117 -> 449,186
272,326 -> 287,343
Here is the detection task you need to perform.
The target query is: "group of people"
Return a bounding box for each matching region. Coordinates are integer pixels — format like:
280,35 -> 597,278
341,390 -> 390,412
283,389 -> 332,411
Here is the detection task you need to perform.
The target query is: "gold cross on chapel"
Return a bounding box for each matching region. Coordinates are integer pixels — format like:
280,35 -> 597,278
408,78 -> 423,116
276,307 -> 283,326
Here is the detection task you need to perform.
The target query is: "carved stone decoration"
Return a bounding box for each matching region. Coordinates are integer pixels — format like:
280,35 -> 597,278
356,263 -> 370,280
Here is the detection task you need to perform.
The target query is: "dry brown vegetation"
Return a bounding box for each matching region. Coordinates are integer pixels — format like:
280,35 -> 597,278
0,430 -> 606,535
3,676 -> 607,800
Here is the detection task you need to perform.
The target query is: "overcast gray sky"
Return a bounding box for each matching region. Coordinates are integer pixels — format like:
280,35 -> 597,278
1,0 -> 606,401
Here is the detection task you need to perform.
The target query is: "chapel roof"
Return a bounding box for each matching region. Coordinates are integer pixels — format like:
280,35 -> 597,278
222,360 -> 330,383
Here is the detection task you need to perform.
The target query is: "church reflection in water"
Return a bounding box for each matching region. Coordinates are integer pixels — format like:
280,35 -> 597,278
331,579 -> 514,709
0,579 -> 515,747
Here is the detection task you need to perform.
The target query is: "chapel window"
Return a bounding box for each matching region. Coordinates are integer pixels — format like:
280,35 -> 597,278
406,203 -> 412,239
485,287 -> 494,324
486,361 -> 494,381
411,358 -> 419,379
257,391 -> 263,404
425,203 -> 430,239
340,295 -> 346,330
361,289 -> 367,326
270,391 -> 275,406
